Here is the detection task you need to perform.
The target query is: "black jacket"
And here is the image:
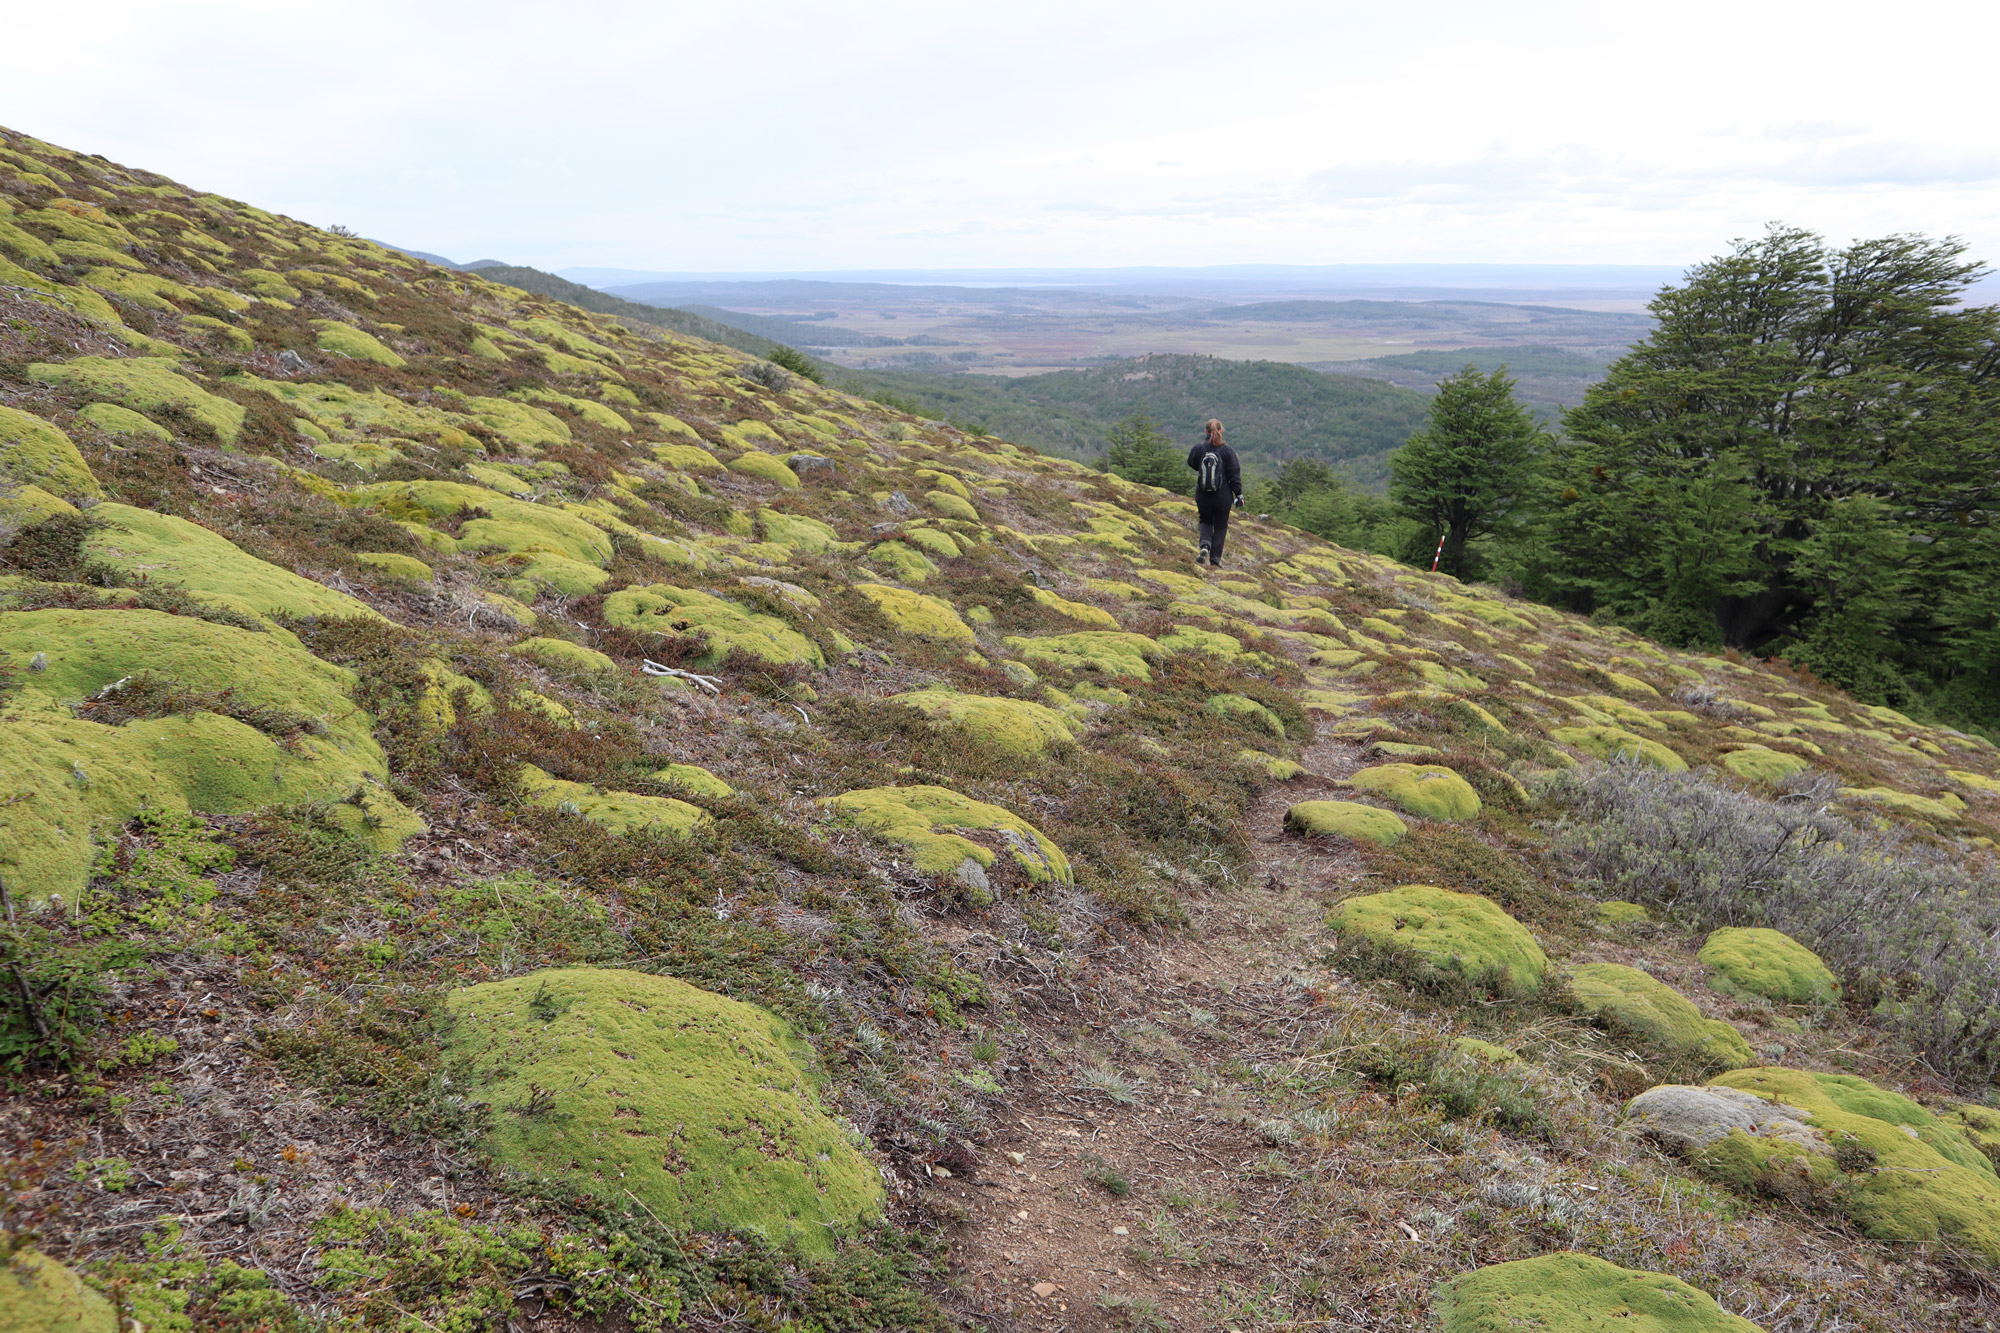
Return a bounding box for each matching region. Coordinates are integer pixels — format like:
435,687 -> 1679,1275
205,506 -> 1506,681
1187,441 -> 1242,515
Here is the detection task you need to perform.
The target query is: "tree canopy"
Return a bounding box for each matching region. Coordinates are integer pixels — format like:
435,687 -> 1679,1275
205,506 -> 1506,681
1389,366 -> 1545,579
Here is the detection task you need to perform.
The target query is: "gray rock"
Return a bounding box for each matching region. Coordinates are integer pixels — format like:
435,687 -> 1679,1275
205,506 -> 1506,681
952,858 -> 991,894
881,490 -> 914,516
276,348 -> 312,375
1623,1083 -> 1829,1154
787,453 -> 835,476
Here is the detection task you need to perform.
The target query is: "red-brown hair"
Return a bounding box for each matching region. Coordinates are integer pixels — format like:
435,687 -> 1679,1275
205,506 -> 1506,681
1204,419 -> 1225,446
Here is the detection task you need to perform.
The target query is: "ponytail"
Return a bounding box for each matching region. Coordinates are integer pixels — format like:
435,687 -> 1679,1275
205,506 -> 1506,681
1204,419 -> 1225,447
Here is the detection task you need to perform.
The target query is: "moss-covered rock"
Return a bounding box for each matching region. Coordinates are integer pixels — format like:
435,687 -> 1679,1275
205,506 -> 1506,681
0,404 -> 101,497
1344,763 -> 1481,820
1208,692 -> 1285,738
0,1247 -> 119,1333
312,319 -> 405,366
855,584 -> 974,644
27,356 -> 245,442
1629,1068 -> 2000,1262
0,608 -> 415,902
445,968 -> 881,1257
507,636 -> 617,674
1284,799 -> 1408,846
728,450 -> 801,489
1566,963 -> 1755,1070
1238,748 -> 1302,779
518,764 -> 709,837
1717,745 -> 1813,783
891,689 -> 1075,760
1698,927 -> 1838,1004
1004,631 -> 1163,680
1552,724 -> 1688,771
83,502 -> 383,623
1328,884 -> 1547,998
1435,1252 -> 1763,1333
604,585 -> 824,669
823,784 -> 1071,884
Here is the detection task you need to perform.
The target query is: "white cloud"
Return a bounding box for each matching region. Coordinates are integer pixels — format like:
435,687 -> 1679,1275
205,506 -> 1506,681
2,0 -> 1996,270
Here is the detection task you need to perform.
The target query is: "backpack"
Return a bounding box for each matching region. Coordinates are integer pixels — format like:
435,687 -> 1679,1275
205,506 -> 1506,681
1197,448 -> 1224,496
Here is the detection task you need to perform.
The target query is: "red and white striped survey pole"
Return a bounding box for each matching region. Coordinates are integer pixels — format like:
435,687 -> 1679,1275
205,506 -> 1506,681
1430,532 -> 1447,572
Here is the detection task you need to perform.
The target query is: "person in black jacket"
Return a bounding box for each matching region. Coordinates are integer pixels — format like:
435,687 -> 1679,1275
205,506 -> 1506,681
1186,418 -> 1243,566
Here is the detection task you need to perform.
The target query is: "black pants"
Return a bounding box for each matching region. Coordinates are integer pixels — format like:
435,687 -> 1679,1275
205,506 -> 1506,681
1198,511 -> 1230,564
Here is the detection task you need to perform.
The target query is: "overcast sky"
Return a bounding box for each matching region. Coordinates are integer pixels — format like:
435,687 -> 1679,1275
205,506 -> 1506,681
7,1 -> 1997,274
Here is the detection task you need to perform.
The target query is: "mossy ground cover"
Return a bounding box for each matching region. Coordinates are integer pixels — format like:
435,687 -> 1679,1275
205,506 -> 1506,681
4,124 -> 2000,1333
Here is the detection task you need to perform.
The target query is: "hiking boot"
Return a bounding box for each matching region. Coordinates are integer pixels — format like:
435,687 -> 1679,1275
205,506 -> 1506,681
1195,548 -> 1208,566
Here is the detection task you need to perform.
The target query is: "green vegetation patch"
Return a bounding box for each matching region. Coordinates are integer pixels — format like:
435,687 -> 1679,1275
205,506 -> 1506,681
758,510 -> 840,552
604,585 -> 824,669
1698,927 -> 1839,1004
0,406 -> 102,498
891,688 -> 1074,760
444,967 -> 881,1258
1552,724 -> 1688,772
74,400 -> 171,441
84,503 -> 383,623
1345,763 -> 1482,820
0,1248 -> 118,1333
1840,784 -> 1962,822
652,763 -> 733,799
355,551 -> 432,582
27,356 -> 245,442
1208,692 -> 1285,738
1717,745 -> 1813,783
497,550 -> 611,597
508,636 -> 617,674
1329,884 -> 1548,998
1566,963 -> 1754,1070
855,584 -> 974,645
1284,799 -> 1407,846
1003,631 -> 1162,680
654,442 -> 723,471
519,765 -> 709,838
823,784 -> 1071,883
1434,1252 -> 1762,1333
312,319 -> 406,367
350,481 -> 615,566
728,450 -> 801,489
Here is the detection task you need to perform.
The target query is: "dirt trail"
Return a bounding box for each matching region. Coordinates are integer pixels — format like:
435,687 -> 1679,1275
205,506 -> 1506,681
932,731 -> 1382,1332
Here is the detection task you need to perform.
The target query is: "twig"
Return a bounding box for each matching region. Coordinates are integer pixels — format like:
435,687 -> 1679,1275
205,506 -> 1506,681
640,660 -> 721,694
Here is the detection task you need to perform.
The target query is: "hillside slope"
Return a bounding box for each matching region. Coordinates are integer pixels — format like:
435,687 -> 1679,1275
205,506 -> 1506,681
4,125 -> 2000,1333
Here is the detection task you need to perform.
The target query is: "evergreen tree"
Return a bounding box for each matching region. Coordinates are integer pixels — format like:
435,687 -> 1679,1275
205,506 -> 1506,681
1388,366 -> 1544,579
1099,411 -> 1185,492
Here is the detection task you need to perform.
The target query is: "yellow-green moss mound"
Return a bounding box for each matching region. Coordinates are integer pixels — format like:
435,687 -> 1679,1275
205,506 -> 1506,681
1004,631 -> 1163,680
351,481 -> 615,566
519,765 -> 709,838
604,585 -> 824,669
0,1248 -> 118,1333
313,319 -> 406,366
355,551 -> 432,582
1566,963 -> 1754,1070
0,608 -> 416,902
728,450 -> 801,489
84,503 -> 383,623
1435,1252 -> 1763,1333
0,405 -> 101,497
1629,1068 -> 2000,1263
1208,692 -> 1285,737
507,636 -> 617,674
652,763 -> 733,799
823,785 -> 1071,884
27,356 -> 245,442
1699,927 -> 1839,1004
1284,800 -> 1407,846
891,689 -> 1075,760
1345,763 -> 1482,820
1553,724 -> 1688,771
444,968 -> 881,1258
854,584 -> 974,644
1717,745 -> 1813,783
1329,884 -> 1547,998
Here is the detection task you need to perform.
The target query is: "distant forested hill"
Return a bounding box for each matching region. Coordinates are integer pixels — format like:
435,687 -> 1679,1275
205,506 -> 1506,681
842,354 -> 1431,488
1328,344 -> 1614,414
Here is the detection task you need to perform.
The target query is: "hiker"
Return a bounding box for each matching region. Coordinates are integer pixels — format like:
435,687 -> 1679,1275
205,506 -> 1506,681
1187,418 -> 1242,566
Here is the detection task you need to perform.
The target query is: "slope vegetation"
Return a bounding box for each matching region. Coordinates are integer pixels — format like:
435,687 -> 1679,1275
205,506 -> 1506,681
3,126 -> 2000,1332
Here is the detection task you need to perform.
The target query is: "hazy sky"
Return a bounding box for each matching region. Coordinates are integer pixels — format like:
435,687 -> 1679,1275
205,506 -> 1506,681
7,1 -> 1997,273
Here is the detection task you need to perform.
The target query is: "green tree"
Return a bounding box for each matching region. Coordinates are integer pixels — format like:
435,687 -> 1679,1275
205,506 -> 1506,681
1528,226 -> 2000,719
1388,366 -> 1544,579
1099,411 -> 1185,491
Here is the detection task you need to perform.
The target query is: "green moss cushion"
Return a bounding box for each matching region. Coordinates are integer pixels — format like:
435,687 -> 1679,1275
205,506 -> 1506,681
1552,724 -> 1688,771
27,356 -> 245,442
1345,763 -> 1482,820
651,763 -> 734,799
727,450 -> 801,489
1003,631 -> 1163,680
519,765 -> 709,838
507,636 -> 618,674
1208,692 -> 1285,737
445,968 -> 881,1257
0,405 -> 103,496
855,584 -> 975,644
1328,884 -> 1548,998
1631,1068 -> 2000,1263
1698,927 -> 1838,1004
84,502 -> 385,624
1717,745 -> 1813,783
891,689 -> 1075,760
1435,1252 -> 1763,1332
355,551 -> 432,582
604,585 -> 824,669
0,1248 -> 118,1333
823,785 -> 1070,884
1284,800 -> 1408,846
1566,963 -> 1754,1070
